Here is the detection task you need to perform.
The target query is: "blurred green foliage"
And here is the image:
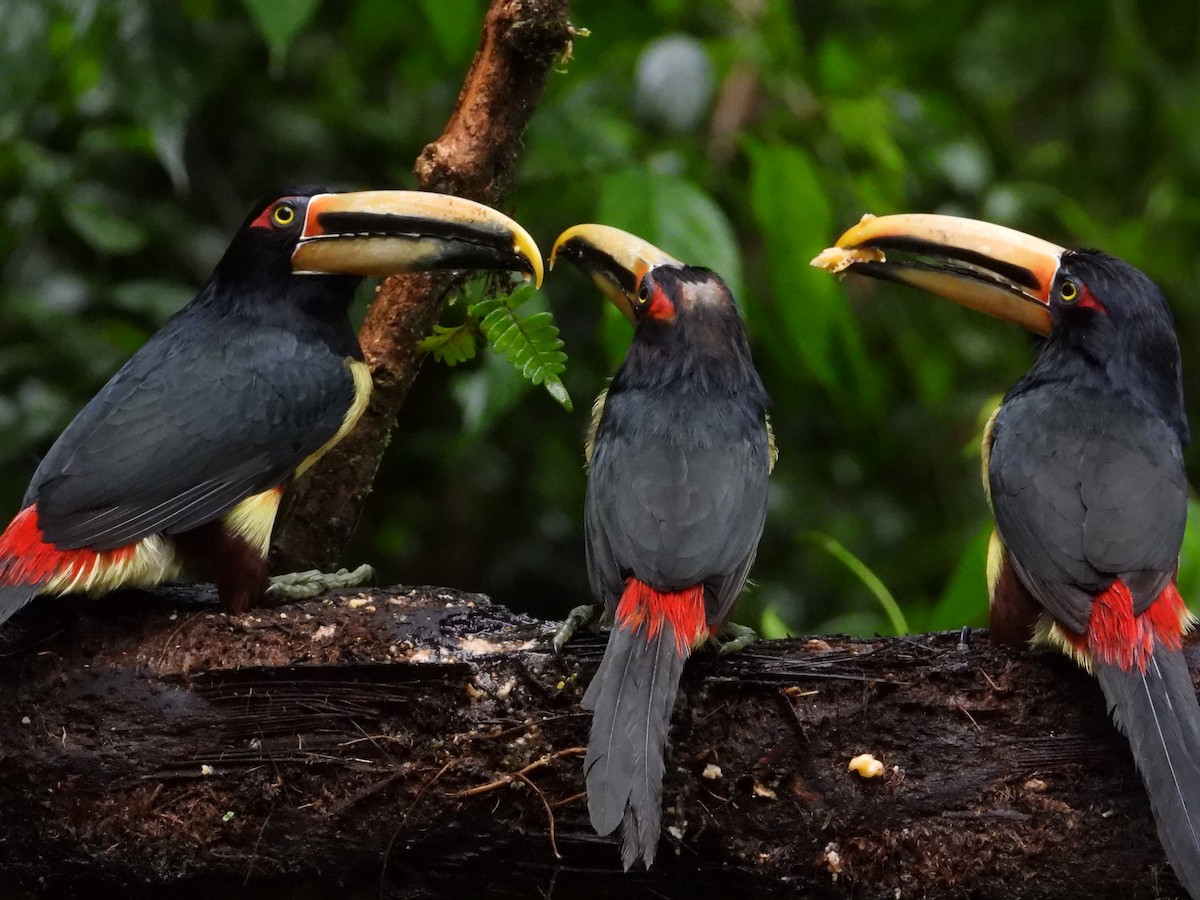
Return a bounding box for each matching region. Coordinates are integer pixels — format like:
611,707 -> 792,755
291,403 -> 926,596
421,282 -> 572,411
4,0 -> 1200,636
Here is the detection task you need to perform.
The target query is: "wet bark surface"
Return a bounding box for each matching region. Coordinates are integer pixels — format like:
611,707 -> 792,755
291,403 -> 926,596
0,585 -> 1192,898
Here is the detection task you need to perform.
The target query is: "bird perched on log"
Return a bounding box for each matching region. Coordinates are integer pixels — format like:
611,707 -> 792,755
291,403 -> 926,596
816,213 -> 1200,897
552,224 -> 774,869
0,188 -> 542,625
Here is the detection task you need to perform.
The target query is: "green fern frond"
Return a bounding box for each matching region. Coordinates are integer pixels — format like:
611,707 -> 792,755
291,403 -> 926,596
471,285 -> 573,411
418,322 -> 480,366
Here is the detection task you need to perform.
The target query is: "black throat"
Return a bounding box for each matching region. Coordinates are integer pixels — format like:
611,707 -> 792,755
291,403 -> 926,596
192,266 -> 364,361
1010,259 -> 1188,447
613,305 -> 770,412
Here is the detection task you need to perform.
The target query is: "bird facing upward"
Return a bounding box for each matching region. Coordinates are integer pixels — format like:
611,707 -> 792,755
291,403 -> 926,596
554,224 -> 774,869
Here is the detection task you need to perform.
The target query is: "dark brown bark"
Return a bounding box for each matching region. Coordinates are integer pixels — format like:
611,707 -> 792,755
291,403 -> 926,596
271,0 -> 572,572
0,585 -> 1193,899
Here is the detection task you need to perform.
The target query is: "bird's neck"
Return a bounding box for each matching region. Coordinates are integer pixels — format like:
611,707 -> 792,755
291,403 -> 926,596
613,315 -> 768,408
1021,325 -> 1188,446
195,272 -> 364,360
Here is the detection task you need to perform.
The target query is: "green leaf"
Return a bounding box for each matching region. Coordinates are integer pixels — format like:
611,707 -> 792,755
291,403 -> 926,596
542,377 -> 573,411
818,37 -> 865,95
451,352 -> 530,438
522,97 -> 639,180
746,139 -> 879,410
416,0 -> 484,64
825,96 -> 905,176
651,0 -> 692,16
1177,498 -> 1200,615
804,531 -> 909,635
62,196 -> 147,255
418,322 -> 480,367
471,286 -> 573,411
758,605 -> 792,640
241,0 -> 320,69
596,165 -> 743,300
598,301 -> 631,373
928,520 -> 993,631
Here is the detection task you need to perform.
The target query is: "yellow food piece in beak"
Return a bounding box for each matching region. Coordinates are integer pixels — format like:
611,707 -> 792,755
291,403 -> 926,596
810,245 -> 886,274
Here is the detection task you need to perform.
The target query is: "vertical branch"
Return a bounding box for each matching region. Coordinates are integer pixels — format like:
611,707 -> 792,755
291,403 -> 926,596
272,0 -> 572,571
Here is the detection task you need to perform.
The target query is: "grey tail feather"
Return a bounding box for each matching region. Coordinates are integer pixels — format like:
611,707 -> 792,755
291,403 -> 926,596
0,583 -> 41,627
1096,648 -> 1200,898
581,619 -> 687,870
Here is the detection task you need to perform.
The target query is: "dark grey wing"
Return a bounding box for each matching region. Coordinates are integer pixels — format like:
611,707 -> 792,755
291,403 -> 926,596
584,390 -> 770,624
989,389 -> 1186,631
1076,413 -> 1186,609
27,309 -> 355,550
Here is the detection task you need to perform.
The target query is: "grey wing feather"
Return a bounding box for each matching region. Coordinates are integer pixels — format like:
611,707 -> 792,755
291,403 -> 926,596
28,311 -> 353,550
989,392 -> 1185,627
585,390 -> 770,623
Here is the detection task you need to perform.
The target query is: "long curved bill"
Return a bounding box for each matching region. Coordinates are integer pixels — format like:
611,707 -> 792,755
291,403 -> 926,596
292,191 -> 543,287
812,213 -> 1065,336
550,224 -> 682,322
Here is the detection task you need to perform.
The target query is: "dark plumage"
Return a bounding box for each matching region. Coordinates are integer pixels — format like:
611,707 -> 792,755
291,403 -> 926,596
990,391 -> 1185,630
820,214 -> 1200,895
31,193 -> 361,551
986,251 -> 1200,897
582,265 -> 772,868
0,187 -> 542,623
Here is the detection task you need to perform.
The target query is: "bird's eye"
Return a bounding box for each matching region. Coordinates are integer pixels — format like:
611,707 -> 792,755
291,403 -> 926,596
636,280 -> 652,304
271,204 -> 297,228
1059,279 -> 1079,304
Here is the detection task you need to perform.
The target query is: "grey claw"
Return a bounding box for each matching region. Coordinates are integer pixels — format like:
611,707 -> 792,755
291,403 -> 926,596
268,564 -> 376,600
714,622 -> 757,656
554,603 -> 600,654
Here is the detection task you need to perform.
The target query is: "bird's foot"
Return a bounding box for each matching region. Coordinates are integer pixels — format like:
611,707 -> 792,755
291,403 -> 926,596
553,603 -> 601,654
712,621 -> 758,656
267,564 -> 375,601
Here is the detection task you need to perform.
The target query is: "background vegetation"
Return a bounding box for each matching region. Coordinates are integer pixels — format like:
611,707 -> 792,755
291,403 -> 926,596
5,0 -> 1200,636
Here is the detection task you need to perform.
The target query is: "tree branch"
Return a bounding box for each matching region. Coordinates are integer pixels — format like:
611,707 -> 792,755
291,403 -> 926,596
0,586 -> 1191,898
271,0 -> 572,571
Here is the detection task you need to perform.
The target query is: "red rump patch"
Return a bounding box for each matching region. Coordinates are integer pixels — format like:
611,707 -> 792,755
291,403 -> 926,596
1072,579 -> 1188,672
615,578 -> 707,654
0,505 -> 134,587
